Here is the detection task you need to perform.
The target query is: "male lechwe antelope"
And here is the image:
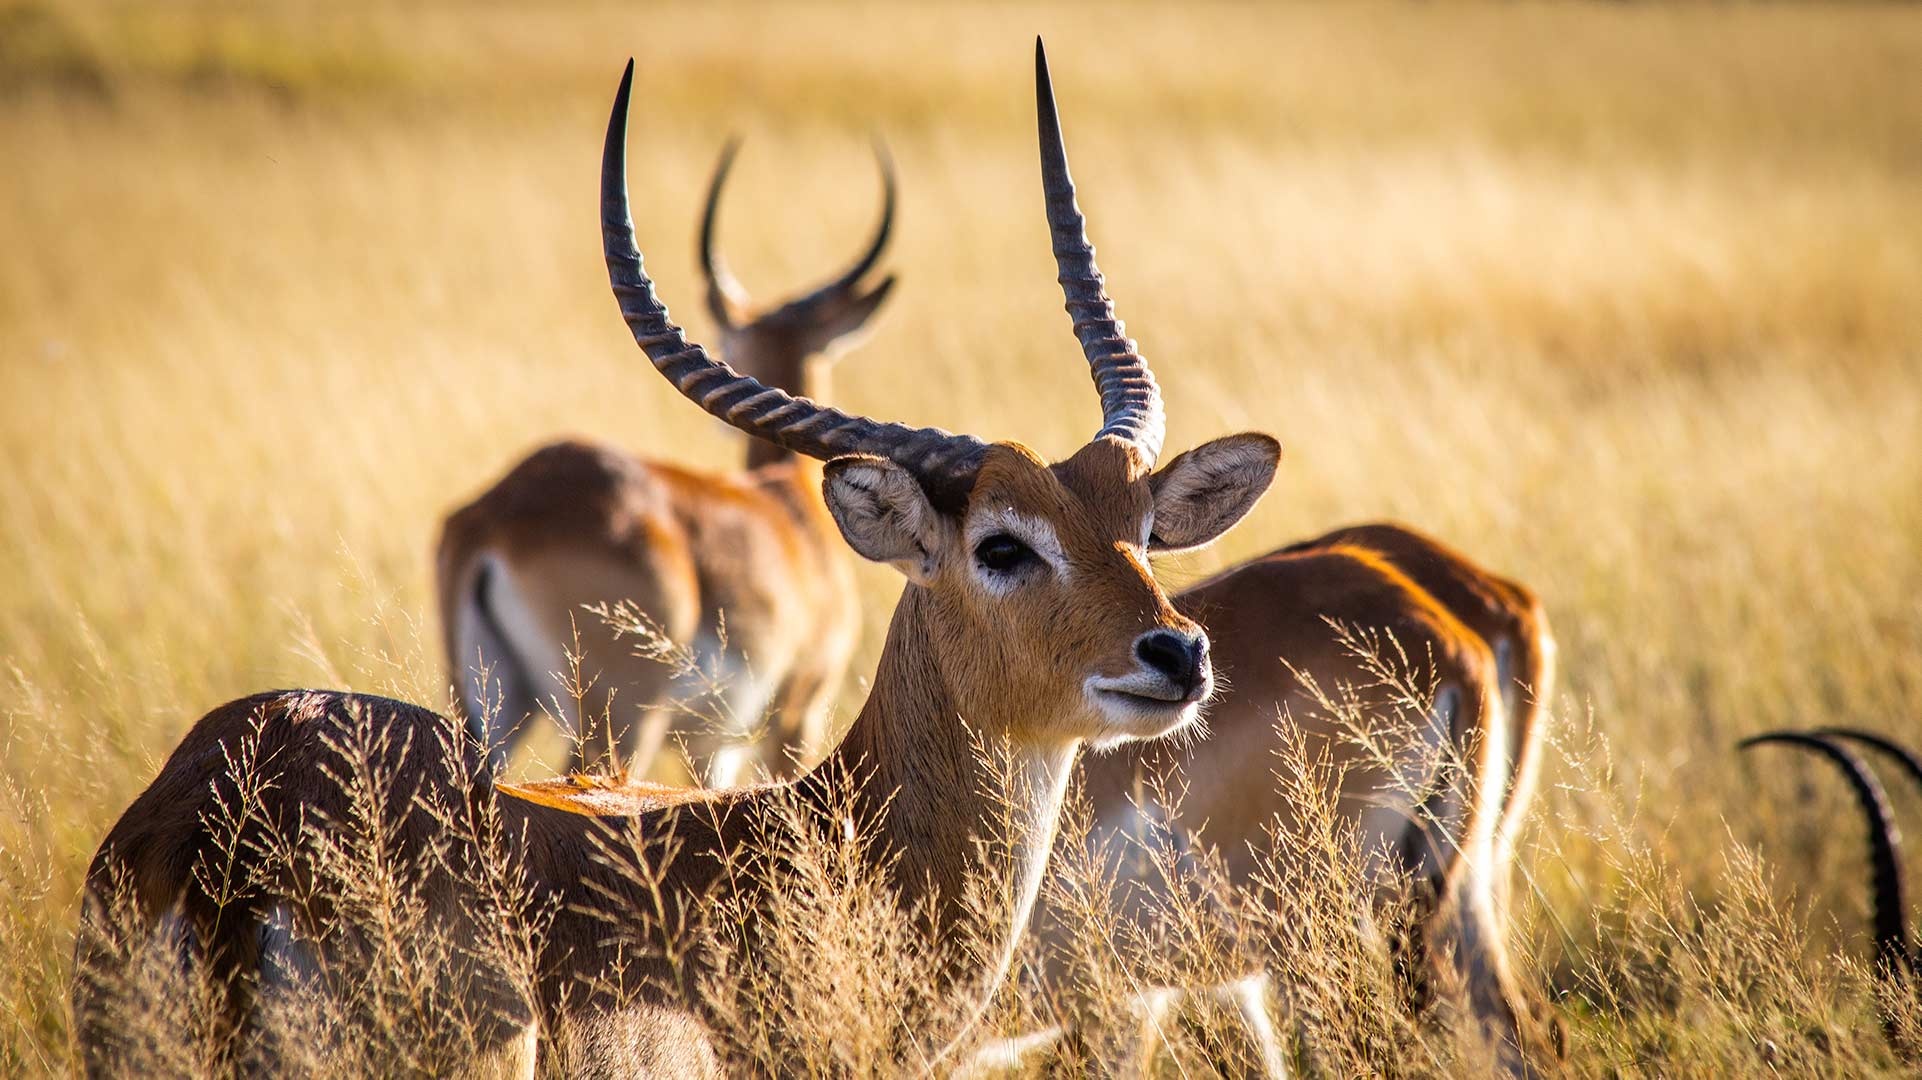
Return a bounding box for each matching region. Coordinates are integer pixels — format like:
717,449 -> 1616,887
74,48 -> 1283,1075
437,135 -> 898,786
910,49 -> 1556,1074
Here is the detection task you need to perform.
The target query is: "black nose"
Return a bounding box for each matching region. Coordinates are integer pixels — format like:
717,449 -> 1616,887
1136,629 -> 1209,697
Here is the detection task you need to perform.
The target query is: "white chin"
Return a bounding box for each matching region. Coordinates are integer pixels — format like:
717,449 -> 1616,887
1087,692 -> 1200,748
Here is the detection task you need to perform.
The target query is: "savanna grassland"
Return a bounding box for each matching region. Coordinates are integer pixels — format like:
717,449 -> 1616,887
4,1 -> 1922,1074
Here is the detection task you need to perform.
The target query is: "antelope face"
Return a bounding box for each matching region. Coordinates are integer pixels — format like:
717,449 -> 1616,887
600,40 -> 1282,752
823,433 -> 1278,749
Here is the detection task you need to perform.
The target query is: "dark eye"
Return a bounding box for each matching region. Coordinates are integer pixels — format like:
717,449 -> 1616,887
974,534 -> 1036,573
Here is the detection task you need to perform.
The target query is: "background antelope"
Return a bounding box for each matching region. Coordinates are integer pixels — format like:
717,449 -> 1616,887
1041,538 -> 1558,1073
1287,521 -> 1556,891
437,136 -> 898,785
74,47 -> 1284,1075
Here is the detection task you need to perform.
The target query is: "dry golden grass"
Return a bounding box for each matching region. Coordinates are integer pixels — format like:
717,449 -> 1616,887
6,0 -> 1922,1073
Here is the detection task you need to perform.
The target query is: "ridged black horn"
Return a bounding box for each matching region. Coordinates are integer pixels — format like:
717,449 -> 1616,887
699,136 -> 897,330
698,136 -> 747,331
1034,38 -> 1164,465
1742,730 -> 1911,976
601,60 -> 985,508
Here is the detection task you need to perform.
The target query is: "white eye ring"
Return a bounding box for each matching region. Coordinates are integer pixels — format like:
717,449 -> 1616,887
966,509 -> 1068,595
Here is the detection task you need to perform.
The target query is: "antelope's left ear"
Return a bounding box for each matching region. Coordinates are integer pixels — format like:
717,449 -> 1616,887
805,275 -> 897,361
1147,433 -> 1281,553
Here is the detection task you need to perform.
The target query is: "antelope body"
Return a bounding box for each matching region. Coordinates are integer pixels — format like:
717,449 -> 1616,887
437,138 -> 898,785
1288,521 -> 1557,880
74,45 -> 1283,1076
1042,528 -> 1560,1073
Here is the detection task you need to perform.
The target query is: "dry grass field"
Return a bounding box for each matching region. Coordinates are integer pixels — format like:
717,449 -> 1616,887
5,0 -> 1922,1073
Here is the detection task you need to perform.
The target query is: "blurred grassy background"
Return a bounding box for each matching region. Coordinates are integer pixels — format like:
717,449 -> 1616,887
3,0 -> 1921,1069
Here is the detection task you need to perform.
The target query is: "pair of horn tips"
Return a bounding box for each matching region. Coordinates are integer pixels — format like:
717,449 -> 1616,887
618,42 -> 1055,123
619,44 -> 1059,185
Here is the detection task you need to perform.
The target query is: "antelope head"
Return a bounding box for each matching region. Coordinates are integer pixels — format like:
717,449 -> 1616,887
602,42 -> 1280,755
698,134 -> 898,386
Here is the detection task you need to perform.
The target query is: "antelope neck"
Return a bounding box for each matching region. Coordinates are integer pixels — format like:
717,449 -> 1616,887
805,585 -> 1083,991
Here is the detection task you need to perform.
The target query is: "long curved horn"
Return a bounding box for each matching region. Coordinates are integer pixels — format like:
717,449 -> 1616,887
1741,730 -> 1911,976
698,136 -> 748,331
602,60 -> 985,507
1033,37 -> 1164,465
1820,729 -> 1922,972
803,135 -> 897,305
701,136 -> 898,330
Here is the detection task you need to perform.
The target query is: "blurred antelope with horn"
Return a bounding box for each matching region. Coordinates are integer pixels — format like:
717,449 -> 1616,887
436,133 -> 899,785
1742,726 -> 1922,1035
74,46 -> 1285,1076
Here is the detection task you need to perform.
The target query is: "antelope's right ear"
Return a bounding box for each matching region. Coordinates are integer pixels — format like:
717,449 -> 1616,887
1147,432 -> 1281,553
822,455 -> 953,585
